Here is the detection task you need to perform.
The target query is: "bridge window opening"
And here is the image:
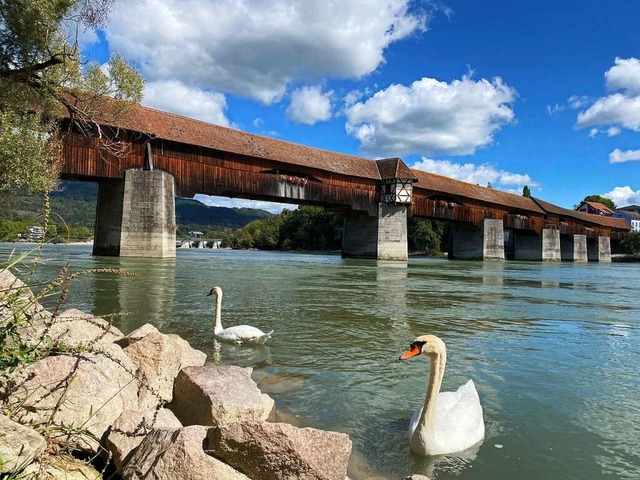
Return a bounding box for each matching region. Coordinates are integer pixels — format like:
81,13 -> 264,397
381,179 -> 412,204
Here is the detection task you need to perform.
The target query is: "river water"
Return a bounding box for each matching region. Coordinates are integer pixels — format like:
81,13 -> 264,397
2,243 -> 639,480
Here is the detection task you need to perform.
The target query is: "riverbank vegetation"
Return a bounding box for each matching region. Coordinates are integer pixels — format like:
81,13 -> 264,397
221,206 -> 448,255
0,182 -> 272,243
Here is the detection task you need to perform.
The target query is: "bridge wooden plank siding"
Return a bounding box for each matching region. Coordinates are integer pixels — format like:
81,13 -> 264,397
58,97 -> 629,261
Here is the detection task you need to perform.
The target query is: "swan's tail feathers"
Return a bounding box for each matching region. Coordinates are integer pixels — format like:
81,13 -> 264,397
257,330 -> 273,344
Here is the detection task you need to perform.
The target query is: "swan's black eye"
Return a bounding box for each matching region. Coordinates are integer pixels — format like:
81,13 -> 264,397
410,341 -> 427,350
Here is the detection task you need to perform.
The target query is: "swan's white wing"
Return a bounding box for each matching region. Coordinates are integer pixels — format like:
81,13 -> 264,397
433,379 -> 485,453
215,325 -> 272,344
408,406 -> 422,440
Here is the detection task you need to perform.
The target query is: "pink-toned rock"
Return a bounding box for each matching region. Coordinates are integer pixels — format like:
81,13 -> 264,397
10,344 -> 139,453
0,414 -> 46,474
122,426 -> 250,480
45,308 -> 124,347
123,332 -> 207,409
0,268 -> 51,330
116,323 -> 160,348
207,421 -> 352,480
20,456 -> 102,479
169,365 -> 274,426
106,408 -> 182,470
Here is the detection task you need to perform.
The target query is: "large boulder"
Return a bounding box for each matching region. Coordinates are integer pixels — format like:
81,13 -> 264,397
105,408 -> 182,470
169,365 -> 274,426
0,414 -> 46,474
123,331 -> 207,409
9,344 -> 139,453
122,426 -> 250,480
207,421 -> 352,480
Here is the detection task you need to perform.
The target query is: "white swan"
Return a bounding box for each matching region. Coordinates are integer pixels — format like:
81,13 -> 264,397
207,286 -> 272,344
399,335 -> 484,456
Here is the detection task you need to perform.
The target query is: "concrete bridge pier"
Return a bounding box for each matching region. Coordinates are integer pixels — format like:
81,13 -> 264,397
587,236 -> 611,262
449,219 -> 505,261
512,228 -> 561,261
93,169 -> 176,258
342,204 -> 408,261
560,234 -> 588,262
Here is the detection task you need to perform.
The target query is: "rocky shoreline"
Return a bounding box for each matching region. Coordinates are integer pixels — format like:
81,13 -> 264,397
0,268 -> 428,480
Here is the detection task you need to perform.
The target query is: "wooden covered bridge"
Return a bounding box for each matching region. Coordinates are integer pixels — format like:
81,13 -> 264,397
59,97 -> 629,261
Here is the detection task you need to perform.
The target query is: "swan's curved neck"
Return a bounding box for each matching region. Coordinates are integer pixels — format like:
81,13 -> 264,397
416,349 -> 446,441
213,292 -> 223,334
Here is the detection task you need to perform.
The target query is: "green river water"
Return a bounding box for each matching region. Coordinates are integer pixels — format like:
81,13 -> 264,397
2,243 -> 639,480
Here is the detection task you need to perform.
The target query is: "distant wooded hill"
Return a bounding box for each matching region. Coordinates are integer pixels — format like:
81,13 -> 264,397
0,180 -> 272,240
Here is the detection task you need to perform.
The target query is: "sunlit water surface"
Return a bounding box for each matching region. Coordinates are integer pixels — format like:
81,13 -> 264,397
2,243 -> 639,480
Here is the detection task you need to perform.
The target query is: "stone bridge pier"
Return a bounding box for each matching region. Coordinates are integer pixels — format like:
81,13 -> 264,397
93,169 -> 176,258
342,204 -> 409,261
449,219 -> 505,261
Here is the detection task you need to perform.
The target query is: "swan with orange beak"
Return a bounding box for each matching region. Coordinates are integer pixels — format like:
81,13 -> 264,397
399,335 -> 485,456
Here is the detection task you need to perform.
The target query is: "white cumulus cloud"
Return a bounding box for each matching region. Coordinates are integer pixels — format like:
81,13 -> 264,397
106,0 -> 426,104
286,86 -> 333,125
577,57 -> 640,132
143,81 -> 231,126
609,148 -> 640,164
412,158 -> 539,191
345,75 -> 516,156
601,186 -> 640,206
605,57 -> 640,95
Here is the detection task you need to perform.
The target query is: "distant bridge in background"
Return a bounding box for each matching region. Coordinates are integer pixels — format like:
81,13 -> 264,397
59,97 -> 629,261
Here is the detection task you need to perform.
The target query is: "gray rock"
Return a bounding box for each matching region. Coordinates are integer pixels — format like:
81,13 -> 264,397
105,408 -> 182,470
207,421 -> 352,480
0,414 -> 46,474
123,331 -> 207,409
122,426 -> 250,480
10,344 -> 139,453
169,365 -> 274,426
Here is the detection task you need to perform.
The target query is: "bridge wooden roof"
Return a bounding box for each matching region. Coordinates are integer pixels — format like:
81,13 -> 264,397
79,97 -> 382,180
532,198 -> 629,230
72,96 -> 630,232
410,168 -> 546,214
376,158 -> 417,180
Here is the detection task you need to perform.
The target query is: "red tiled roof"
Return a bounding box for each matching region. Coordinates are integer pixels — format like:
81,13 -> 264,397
70,96 -> 631,231
74,96 -> 382,179
535,198 -> 629,229
411,168 -> 545,214
376,158 -> 417,180
578,201 -> 615,215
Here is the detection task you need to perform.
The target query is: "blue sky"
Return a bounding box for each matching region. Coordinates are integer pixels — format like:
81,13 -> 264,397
81,0 -> 640,212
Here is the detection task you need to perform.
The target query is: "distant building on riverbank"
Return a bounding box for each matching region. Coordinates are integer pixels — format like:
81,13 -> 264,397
613,205 -> 640,233
575,201 -> 615,216
21,226 -> 45,241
